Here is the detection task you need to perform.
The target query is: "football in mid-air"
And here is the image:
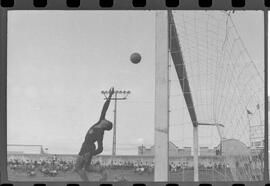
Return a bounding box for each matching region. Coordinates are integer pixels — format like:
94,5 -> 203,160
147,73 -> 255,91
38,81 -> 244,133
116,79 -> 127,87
130,52 -> 142,64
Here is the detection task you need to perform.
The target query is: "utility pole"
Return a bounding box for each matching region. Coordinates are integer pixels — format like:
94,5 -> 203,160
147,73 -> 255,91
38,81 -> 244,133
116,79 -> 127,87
113,93 -> 117,156
101,89 -> 130,156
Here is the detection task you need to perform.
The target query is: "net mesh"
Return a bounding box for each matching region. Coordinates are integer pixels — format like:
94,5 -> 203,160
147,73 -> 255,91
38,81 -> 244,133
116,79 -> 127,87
168,11 -> 264,181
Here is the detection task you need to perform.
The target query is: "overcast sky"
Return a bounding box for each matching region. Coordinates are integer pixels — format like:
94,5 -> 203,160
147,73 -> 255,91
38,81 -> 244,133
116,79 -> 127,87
7,11 -> 264,155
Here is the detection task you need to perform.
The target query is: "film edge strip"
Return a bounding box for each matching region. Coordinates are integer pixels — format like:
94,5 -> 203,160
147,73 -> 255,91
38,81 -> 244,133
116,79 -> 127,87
0,0 -> 270,9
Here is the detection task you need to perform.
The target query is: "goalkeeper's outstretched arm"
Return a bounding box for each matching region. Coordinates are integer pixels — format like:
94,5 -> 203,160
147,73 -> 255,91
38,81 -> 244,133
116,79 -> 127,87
99,87 -> 114,121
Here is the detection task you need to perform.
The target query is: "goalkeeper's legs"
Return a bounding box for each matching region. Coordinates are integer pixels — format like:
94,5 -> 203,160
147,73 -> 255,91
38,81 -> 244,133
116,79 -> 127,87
83,152 -> 93,172
74,154 -> 89,181
77,169 -> 89,181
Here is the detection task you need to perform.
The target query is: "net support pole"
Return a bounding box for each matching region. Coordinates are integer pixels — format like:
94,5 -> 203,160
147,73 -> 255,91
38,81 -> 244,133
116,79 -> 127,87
154,10 -> 169,182
193,126 -> 199,181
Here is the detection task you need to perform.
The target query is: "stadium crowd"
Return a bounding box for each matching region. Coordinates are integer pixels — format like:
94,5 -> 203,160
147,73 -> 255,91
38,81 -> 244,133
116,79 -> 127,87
7,155 -> 236,177
8,156 -> 75,177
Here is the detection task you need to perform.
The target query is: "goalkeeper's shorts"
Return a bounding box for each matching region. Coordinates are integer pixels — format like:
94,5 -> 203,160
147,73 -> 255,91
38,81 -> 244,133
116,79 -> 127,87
75,152 -> 92,171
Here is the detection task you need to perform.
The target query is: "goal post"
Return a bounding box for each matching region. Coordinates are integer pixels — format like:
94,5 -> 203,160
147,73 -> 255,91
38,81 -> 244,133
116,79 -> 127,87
168,10 -> 199,181
154,10 -> 200,182
154,10 -> 169,182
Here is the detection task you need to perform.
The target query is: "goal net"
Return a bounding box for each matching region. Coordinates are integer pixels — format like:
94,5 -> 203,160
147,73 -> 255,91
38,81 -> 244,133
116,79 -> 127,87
168,11 -> 264,181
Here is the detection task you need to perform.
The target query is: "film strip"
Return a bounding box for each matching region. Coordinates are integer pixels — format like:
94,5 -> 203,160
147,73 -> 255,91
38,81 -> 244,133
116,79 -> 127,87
0,0 -> 270,9
0,0 -> 269,186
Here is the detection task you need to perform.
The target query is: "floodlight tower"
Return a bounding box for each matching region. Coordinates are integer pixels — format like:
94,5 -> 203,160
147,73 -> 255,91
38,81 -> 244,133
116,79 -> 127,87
101,89 -> 130,156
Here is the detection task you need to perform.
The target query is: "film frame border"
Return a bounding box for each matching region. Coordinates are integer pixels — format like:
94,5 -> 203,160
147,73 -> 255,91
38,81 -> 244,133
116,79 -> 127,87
0,0 -> 269,9
0,0 -> 268,185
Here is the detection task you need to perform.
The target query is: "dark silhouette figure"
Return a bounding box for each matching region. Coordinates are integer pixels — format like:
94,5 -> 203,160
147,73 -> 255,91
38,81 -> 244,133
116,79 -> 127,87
75,87 -> 114,181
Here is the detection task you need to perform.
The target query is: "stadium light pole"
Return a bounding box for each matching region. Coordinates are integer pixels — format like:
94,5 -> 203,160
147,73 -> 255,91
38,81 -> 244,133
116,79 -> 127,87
101,89 -> 130,156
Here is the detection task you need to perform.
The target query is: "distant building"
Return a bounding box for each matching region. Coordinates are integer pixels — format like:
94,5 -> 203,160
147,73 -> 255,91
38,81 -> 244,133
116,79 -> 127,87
138,138 -> 261,157
7,151 -> 24,154
199,147 -> 216,156
7,145 -> 43,155
138,141 -> 192,156
138,141 -> 217,157
179,147 -> 192,156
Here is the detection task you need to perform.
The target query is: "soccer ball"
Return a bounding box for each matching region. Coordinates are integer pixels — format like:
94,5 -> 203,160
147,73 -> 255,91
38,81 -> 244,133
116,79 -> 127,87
130,52 -> 142,64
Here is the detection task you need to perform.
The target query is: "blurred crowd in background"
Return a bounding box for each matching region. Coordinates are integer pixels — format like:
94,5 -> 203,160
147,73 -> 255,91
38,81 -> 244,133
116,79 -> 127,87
7,156 -> 235,178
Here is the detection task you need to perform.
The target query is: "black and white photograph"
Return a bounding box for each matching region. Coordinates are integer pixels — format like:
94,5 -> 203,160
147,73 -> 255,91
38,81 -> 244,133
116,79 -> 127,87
6,10 -> 264,182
